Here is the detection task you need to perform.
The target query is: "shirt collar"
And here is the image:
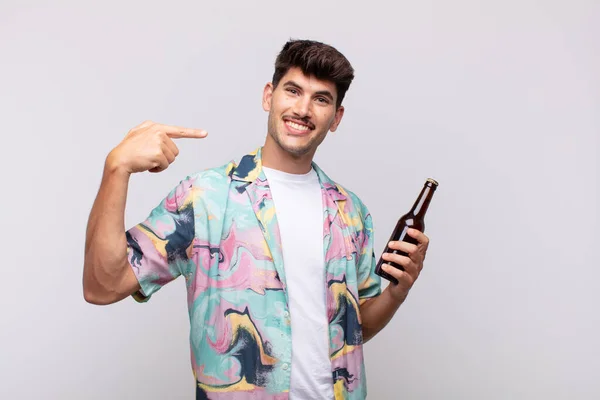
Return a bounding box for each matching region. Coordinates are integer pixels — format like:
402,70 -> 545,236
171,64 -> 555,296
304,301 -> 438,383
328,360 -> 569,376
230,147 -> 347,202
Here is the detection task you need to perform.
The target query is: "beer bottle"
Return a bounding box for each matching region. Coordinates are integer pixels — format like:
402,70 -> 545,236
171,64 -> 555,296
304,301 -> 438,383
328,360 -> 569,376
375,178 -> 439,284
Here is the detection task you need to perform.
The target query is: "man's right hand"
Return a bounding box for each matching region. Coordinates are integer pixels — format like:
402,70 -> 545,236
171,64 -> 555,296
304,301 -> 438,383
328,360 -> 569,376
106,120 -> 208,174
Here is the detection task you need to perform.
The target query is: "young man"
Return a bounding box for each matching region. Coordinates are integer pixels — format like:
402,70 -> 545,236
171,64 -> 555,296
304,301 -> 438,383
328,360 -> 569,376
83,39 -> 430,400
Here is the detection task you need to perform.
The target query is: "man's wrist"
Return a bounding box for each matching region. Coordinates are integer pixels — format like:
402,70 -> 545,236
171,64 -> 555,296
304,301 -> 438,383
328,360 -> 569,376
383,285 -> 407,307
105,150 -> 131,178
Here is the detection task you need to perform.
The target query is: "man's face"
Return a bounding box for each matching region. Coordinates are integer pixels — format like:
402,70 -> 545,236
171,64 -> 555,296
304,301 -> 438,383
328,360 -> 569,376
262,67 -> 344,158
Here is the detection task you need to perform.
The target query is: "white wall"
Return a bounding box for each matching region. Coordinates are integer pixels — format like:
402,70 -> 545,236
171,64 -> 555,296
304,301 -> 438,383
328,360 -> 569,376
1,1 -> 598,399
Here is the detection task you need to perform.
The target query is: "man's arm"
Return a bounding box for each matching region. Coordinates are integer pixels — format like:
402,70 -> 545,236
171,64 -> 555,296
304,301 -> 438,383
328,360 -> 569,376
82,157 -> 140,305
360,288 -> 404,343
360,228 -> 430,342
82,120 -> 207,305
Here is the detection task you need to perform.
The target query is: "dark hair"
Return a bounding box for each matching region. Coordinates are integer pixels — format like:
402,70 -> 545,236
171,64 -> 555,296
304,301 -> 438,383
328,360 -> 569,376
272,39 -> 355,108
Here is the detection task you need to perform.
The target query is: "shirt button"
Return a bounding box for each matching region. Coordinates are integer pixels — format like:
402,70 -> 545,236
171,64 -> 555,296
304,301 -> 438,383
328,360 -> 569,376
283,311 -> 290,318
282,363 -> 289,370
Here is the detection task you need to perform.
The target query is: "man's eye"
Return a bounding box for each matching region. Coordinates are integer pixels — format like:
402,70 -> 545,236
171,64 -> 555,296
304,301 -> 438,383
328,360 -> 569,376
316,97 -> 329,104
286,88 -> 298,95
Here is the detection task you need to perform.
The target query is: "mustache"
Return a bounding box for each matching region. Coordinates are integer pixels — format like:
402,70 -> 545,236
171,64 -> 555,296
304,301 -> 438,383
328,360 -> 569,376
283,116 -> 315,130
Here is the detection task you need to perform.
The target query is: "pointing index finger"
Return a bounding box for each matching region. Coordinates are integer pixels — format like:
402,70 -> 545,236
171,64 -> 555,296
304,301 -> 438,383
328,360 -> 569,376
156,124 -> 208,139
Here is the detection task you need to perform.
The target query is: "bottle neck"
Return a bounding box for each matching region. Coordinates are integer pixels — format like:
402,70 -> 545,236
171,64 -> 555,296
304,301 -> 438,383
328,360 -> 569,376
409,183 -> 436,217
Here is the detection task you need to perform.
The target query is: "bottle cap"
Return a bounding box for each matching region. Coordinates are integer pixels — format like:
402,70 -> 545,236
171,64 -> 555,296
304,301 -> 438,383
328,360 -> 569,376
427,178 -> 439,186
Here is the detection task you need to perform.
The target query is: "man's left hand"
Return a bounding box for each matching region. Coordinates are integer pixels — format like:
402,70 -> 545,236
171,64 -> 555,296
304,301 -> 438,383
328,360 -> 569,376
380,228 -> 430,303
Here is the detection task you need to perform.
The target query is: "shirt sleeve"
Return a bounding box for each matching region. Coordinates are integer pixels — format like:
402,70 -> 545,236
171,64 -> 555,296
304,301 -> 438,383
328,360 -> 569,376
125,178 -> 196,302
357,206 -> 382,304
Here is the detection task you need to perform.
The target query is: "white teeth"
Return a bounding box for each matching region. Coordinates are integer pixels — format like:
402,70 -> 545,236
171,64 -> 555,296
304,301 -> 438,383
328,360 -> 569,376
286,121 -> 310,131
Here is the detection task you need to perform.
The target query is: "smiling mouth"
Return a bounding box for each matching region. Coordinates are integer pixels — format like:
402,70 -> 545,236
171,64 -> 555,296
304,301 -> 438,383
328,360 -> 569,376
284,118 -> 314,133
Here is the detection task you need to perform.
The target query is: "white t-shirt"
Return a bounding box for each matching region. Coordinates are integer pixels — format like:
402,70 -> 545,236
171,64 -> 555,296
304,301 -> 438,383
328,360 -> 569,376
262,166 -> 334,400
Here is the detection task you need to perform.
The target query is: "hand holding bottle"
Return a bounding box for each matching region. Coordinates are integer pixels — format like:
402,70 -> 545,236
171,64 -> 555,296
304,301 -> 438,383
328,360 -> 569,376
380,228 -> 430,302
375,178 -> 438,301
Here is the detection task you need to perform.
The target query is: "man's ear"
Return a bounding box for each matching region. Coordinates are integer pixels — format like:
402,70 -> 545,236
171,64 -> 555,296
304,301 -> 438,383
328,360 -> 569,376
262,83 -> 274,112
330,106 -> 345,132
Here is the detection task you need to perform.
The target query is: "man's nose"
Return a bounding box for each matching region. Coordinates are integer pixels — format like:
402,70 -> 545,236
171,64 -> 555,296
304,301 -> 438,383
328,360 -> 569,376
292,96 -> 312,118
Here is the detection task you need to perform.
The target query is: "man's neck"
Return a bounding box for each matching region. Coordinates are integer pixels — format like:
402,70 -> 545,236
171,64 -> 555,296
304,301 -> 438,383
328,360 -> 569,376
261,139 -> 315,175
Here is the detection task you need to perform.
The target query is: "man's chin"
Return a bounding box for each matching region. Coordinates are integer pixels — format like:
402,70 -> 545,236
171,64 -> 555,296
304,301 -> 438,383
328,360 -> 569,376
268,129 -> 317,157
281,144 -> 312,157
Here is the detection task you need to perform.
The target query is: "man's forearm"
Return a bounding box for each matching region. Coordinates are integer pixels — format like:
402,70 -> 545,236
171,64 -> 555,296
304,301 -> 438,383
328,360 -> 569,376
83,156 -> 132,300
360,286 -> 406,343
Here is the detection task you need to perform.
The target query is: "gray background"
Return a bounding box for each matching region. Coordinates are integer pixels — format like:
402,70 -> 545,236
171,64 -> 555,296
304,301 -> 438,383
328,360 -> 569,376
1,1 -> 598,399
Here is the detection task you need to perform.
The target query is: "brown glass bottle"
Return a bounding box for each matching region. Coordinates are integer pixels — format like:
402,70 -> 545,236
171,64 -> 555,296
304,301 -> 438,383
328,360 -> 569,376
375,178 -> 439,285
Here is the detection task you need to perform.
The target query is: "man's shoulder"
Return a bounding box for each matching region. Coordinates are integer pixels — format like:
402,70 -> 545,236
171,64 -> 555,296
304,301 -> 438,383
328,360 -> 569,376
337,182 -> 362,204
318,167 -> 366,208
338,182 -> 370,215
180,160 -> 236,188
313,163 -> 369,211
319,170 -> 370,221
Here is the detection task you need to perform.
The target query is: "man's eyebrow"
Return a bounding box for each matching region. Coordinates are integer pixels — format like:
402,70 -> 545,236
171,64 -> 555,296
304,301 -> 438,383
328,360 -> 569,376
282,80 -> 335,101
